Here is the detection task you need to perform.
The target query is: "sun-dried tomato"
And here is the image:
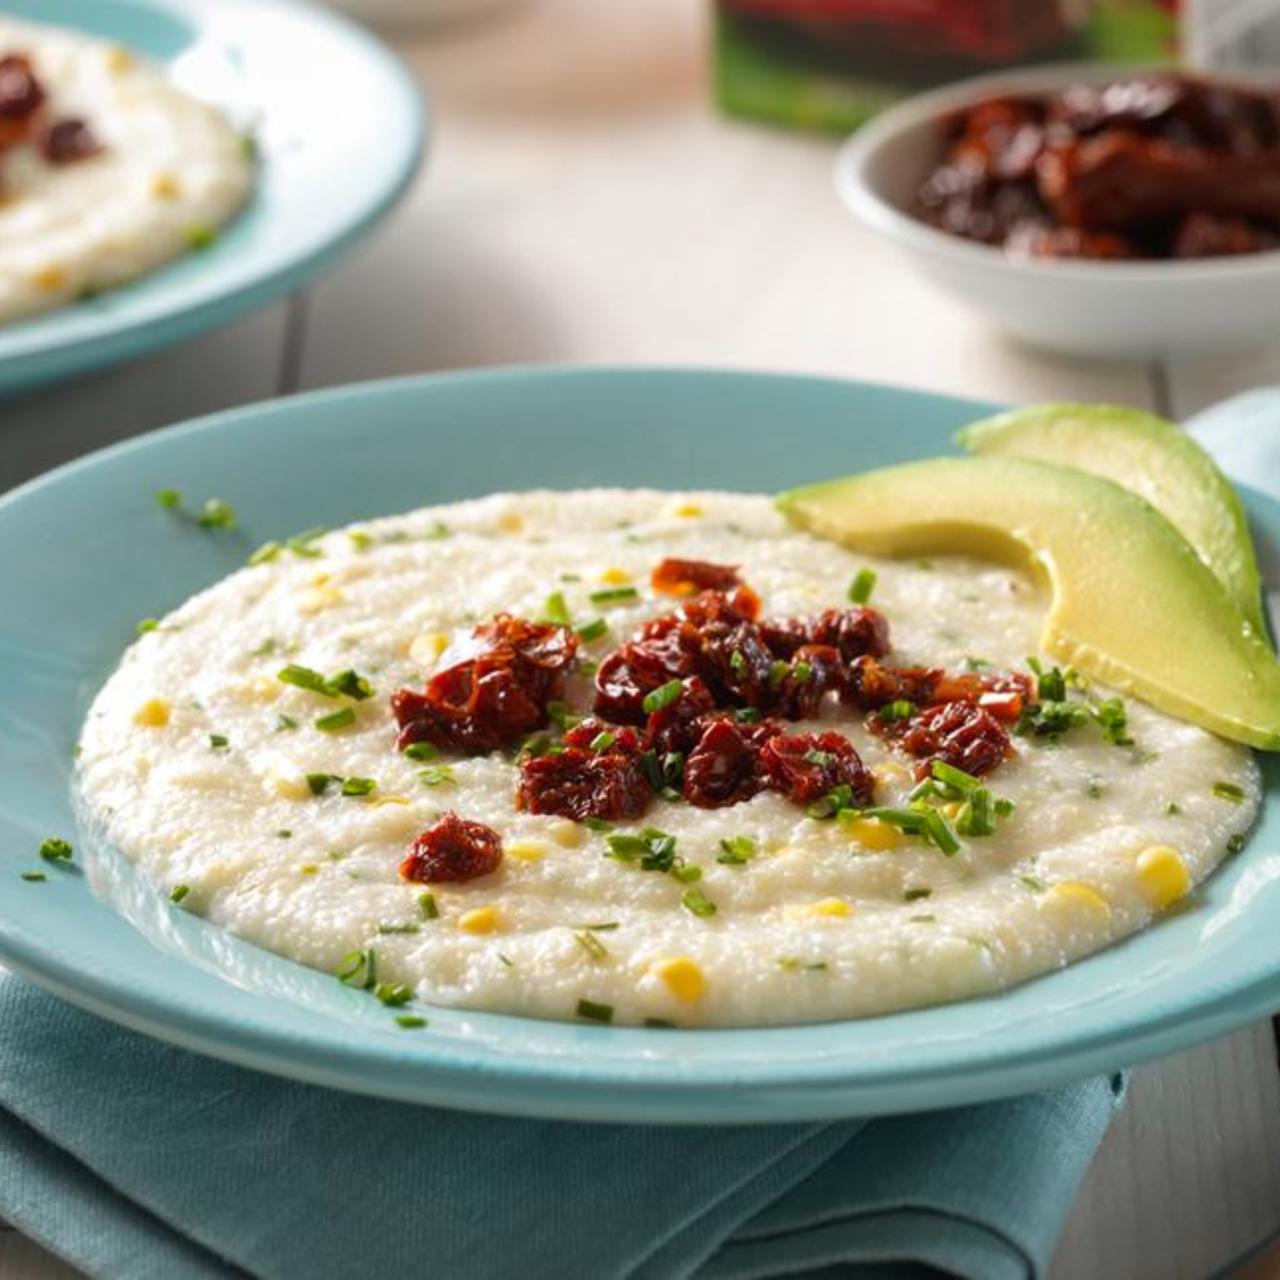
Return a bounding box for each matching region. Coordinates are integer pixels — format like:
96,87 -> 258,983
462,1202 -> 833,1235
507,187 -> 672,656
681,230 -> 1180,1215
0,55 -> 43,121
563,718 -> 641,754
760,731 -> 874,806
682,719 -> 765,808
896,700 -> 1013,779
772,644 -> 845,720
41,117 -> 100,165
651,558 -> 741,598
845,656 -> 942,710
517,745 -> 651,821
640,675 -> 716,755
393,614 -> 578,753
807,607 -> 891,663
400,812 -> 503,883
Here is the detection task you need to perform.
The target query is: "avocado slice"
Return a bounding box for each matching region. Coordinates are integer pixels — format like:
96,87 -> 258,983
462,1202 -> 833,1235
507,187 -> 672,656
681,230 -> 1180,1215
777,456 -> 1280,750
958,403 -> 1268,641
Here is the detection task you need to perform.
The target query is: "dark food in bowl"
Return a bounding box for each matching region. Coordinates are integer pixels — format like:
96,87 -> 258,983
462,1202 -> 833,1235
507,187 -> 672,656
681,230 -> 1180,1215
916,74 -> 1280,260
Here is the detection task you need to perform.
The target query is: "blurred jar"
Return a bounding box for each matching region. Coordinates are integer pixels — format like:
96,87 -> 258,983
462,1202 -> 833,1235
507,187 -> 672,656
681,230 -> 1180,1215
319,0 -> 523,28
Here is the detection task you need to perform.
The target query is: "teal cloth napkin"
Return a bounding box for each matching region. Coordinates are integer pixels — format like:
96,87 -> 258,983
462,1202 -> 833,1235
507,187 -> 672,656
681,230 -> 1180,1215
0,976 -> 1123,1280
25,385 -> 1280,1280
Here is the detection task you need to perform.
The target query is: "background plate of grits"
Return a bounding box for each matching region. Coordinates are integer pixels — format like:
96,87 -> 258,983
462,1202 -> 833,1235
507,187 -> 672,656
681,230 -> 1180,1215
0,0 -> 424,396
2,366 -> 1279,1124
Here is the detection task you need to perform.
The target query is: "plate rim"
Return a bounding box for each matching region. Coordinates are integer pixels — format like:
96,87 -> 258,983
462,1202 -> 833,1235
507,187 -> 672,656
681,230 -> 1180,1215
3,364 -> 1278,1125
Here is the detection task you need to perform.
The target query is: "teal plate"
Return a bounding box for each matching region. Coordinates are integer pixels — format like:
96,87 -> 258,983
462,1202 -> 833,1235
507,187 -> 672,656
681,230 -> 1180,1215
0,0 -> 423,394
2,368 -> 1277,1124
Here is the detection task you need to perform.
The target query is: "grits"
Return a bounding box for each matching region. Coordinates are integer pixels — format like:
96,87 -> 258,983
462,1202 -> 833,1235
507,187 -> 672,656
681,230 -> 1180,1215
0,17 -> 252,325
77,490 -> 1260,1027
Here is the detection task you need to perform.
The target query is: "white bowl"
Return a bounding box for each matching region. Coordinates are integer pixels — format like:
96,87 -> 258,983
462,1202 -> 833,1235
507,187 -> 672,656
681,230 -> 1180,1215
835,62 -> 1280,360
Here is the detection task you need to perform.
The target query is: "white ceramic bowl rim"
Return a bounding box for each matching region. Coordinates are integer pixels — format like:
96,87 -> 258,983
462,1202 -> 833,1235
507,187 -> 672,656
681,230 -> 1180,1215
835,60 -> 1280,283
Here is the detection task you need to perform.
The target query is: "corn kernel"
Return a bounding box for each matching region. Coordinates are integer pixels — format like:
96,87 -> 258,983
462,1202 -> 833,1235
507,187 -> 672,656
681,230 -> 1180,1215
1043,881 -> 1111,922
458,906 -> 500,934
264,769 -> 310,801
106,45 -> 135,74
309,572 -> 331,587
789,897 -> 852,919
1135,845 -> 1190,910
151,173 -> 181,201
651,955 -> 706,1002
298,585 -> 343,614
599,566 -> 632,585
33,266 -> 67,293
245,675 -> 280,702
133,698 -> 170,728
300,864 -> 318,876
496,512 -> 523,533
844,816 -> 901,851
408,631 -> 450,664
673,503 -> 703,518
506,842 -> 546,863
941,801 -> 964,821
366,793 -> 409,807
548,819 -> 583,848
872,761 -> 910,787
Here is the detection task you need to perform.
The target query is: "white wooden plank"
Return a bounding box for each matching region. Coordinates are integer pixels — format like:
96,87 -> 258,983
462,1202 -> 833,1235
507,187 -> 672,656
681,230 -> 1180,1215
1,302 -> 291,494
1164,347 -> 1280,420
1053,1024 -> 1280,1280
297,0 -> 1154,410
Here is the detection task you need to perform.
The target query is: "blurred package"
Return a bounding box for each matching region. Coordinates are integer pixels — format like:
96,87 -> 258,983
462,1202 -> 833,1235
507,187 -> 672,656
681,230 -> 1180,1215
715,1 -> 1183,133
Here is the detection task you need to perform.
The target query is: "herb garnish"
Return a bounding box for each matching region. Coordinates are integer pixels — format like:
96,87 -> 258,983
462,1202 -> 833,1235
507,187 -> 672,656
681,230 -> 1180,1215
395,1014 -> 428,1029
574,930 -> 609,960
418,892 -> 440,920
340,777 -> 377,797
375,982 -> 413,1008
847,568 -> 877,604
1213,781 -> 1245,803
642,680 -> 683,714
137,618 -> 159,634
419,765 -> 456,787
576,617 -> 608,643
576,998 -> 614,1024
169,884 -> 190,904
403,742 -> 438,762
681,888 -> 717,918
39,837 -> 73,865
543,591 -> 572,626
315,708 -> 356,732
278,664 -> 374,700
336,948 -> 377,989
717,835 -> 756,865
589,586 -> 639,606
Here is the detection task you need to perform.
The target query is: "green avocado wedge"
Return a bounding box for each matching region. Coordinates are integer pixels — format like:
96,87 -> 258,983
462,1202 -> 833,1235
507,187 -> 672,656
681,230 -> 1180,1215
777,455 -> 1280,750
957,403 -> 1268,641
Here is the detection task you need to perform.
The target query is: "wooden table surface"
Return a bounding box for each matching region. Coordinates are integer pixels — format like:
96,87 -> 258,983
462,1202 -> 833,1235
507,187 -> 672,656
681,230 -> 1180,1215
4,2 -> 1280,1276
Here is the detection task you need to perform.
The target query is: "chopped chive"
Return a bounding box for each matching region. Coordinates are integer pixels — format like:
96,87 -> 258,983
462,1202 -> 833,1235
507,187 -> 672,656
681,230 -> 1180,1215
1091,697 -> 1133,747
576,921 -> 619,932
348,530 -> 374,551
587,731 -> 615,754
584,817 -> 613,833
326,669 -> 374,701
963,656 -> 990,671
909,913 -> 936,923
498,954 -> 515,969
418,892 -> 440,920
1036,665 -> 1067,702
155,488 -> 182,509
1227,833 -> 1246,854
735,706 -> 763,724
276,829 -> 292,838
767,659 -> 789,689
1165,801 -> 1182,817
791,660 -> 813,685
278,664 -> 332,696
903,887 -> 932,902
574,930 -> 608,960
248,541 -> 281,566
1085,778 -> 1105,799
251,637 -> 278,657
20,871 -> 47,882
993,797 -> 1015,817
315,707 -> 356,732
576,998 -> 614,1024
395,1014 -> 428,1029
1018,874 -> 1048,892
605,828 -> 677,872
403,742 -> 438,762
642,680 -> 683,714
340,776 -> 377,797
137,618 -> 159,634
169,884 -> 190,904
920,808 -> 960,856
955,788 -> 995,838
186,223 -> 218,250
196,497 -> 236,530
847,568 -> 877,604
275,714 -> 299,732
209,733 -> 230,750
286,528 -> 325,558
930,760 -> 981,795
377,922 -> 420,935
576,617 -> 608,643
424,521 -> 451,541
777,956 -> 828,972
375,982 -> 414,1007
543,591 -> 572,626
589,586 -> 639,605
1213,781 -> 1245,803
878,699 -> 916,722
681,887 -> 717,918
38,837 -> 73,864
336,948 -> 377,990
803,749 -> 837,768
671,862 -> 702,884
306,772 -> 336,796
419,765 -> 456,787
717,835 -> 756,865
547,700 -> 580,731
